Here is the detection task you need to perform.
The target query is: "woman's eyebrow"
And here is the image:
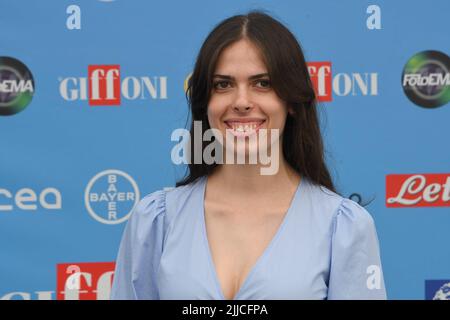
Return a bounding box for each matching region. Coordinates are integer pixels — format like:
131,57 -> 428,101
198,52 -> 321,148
212,73 -> 269,80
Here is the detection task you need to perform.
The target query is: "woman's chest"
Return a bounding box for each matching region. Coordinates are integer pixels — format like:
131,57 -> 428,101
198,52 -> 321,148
204,206 -> 288,300
156,206 -> 331,300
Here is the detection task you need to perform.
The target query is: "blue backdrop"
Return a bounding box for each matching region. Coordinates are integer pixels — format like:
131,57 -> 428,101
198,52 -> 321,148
1,0 -> 449,300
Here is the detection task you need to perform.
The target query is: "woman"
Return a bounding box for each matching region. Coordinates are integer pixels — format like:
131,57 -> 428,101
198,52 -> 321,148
111,10 -> 387,300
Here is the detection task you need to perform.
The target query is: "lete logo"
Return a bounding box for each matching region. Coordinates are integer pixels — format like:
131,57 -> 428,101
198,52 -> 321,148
386,174 -> 450,207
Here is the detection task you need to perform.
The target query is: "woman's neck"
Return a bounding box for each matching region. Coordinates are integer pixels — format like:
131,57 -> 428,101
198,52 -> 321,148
207,155 -> 301,197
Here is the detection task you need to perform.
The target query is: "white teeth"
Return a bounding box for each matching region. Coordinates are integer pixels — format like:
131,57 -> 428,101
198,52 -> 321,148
235,124 -> 248,132
228,121 -> 262,132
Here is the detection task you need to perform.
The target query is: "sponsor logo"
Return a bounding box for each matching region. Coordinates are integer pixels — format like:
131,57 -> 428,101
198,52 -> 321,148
88,65 -> 121,105
402,50 -> 450,108
1,262 -> 116,300
425,280 -> 450,300
0,187 -> 62,211
59,65 -> 167,106
386,174 -> 450,207
84,169 -> 140,224
57,262 -> 115,300
0,57 -> 34,116
308,62 -> 332,101
1,291 -> 54,300
307,62 -> 378,102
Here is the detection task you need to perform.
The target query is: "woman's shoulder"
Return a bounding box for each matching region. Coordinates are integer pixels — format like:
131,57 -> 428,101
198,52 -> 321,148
128,188 -> 167,223
132,176 -> 205,222
304,177 -> 375,228
163,176 -> 205,201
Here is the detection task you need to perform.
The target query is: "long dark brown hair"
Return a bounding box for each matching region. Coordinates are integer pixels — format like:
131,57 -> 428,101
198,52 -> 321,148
176,10 -> 338,195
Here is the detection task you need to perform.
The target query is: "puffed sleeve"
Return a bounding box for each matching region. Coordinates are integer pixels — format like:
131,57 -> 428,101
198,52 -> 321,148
110,190 -> 166,300
327,198 -> 387,300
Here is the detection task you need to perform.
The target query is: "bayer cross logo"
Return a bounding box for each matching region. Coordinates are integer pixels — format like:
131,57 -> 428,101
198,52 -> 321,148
84,169 -> 140,225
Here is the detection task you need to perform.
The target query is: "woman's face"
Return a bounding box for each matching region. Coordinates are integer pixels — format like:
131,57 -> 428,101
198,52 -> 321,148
207,38 -> 290,159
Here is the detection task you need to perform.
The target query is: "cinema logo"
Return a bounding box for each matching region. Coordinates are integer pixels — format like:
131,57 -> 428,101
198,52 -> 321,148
401,50 -> 450,109
59,65 -> 167,106
0,56 -> 35,116
386,173 -> 450,207
307,62 -> 378,102
84,169 -> 140,225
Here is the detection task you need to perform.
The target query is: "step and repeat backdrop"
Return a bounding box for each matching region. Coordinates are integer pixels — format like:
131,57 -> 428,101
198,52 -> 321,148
1,0 -> 449,300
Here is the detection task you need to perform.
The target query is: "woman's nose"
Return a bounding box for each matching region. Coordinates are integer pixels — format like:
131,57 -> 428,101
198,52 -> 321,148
232,87 -> 253,113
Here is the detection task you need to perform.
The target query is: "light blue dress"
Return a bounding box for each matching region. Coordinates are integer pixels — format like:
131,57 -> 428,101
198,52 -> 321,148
110,175 -> 387,300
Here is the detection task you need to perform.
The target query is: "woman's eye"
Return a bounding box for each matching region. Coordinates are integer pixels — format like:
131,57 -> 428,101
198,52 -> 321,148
213,81 -> 230,89
213,79 -> 271,90
255,79 -> 271,88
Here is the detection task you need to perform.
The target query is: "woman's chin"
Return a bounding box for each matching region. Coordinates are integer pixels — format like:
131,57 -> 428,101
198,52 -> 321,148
222,144 -> 265,164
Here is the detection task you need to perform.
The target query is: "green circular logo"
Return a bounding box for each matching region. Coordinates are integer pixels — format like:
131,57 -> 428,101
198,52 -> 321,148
401,50 -> 450,109
0,57 -> 35,116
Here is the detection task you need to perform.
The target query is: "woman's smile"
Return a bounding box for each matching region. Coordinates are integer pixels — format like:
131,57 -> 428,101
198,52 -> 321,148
223,118 -> 266,137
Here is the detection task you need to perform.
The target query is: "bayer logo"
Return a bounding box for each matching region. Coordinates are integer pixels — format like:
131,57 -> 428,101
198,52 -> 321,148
84,169 -> 140,225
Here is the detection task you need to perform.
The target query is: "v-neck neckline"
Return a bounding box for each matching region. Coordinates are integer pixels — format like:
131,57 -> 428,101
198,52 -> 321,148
199,175 -> 304,300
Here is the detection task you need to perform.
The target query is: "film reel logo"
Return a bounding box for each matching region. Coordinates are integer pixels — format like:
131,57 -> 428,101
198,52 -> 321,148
402,50 -> 450,108
0,57 -> 35,116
